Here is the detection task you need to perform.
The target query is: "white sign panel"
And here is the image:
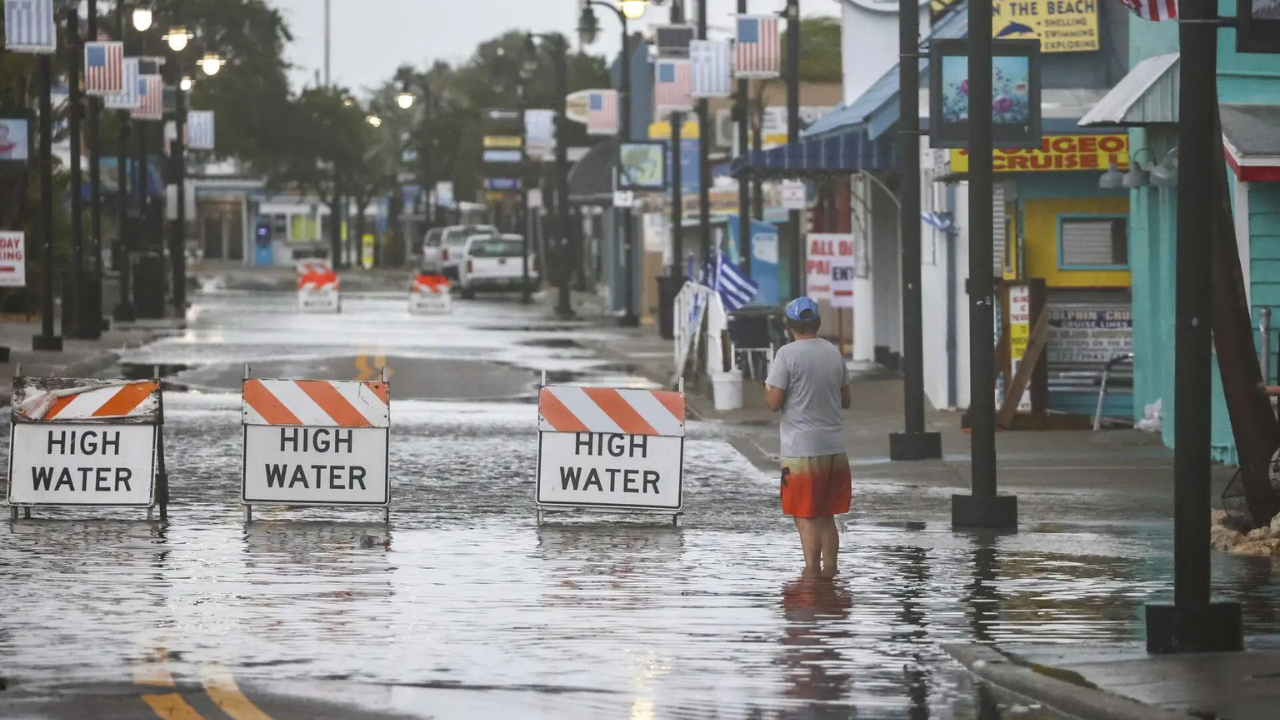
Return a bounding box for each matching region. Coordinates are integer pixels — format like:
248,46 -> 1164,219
8,424 -> 157,506
436,181 -> 455,207
1008,285 -> 1032,412
831,261 -> 855,309
0,231 -> 25,287
781,180 -> 806,210
806,233 -> 855,302
298,287 -> 340,313
537,432 -> 683,510
409,291 -> 451,315
243,426 -> 389,505
613,190 -> 635,208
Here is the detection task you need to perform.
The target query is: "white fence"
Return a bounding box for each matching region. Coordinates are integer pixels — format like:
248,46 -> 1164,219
673,282 -> 739,385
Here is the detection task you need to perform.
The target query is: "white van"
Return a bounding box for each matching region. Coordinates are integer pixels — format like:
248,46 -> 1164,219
457,234 -> 538,299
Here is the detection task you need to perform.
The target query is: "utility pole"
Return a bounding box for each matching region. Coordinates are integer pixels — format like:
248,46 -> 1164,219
114,0 -> 135,322
736,0 -> 750,274
84,0 -> 104,339
1144,0 -> 1243,654
952,0 -> 1016,528
66,7 -> 85,338
34,54 -> 61,351
889,0 -> 942,460
697,0 -> 711,268
785,0 -> 801,298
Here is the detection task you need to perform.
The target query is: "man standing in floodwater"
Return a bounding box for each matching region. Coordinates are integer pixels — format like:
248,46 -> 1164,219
765,297 -> 853,577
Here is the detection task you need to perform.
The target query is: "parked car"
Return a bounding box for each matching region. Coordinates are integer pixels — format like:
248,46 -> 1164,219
457,234 -> 538,299
419,228 -> 445,273
429,224 -> 497,278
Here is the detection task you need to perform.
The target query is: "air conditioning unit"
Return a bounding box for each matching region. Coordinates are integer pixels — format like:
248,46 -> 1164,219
713,109 -> 735,151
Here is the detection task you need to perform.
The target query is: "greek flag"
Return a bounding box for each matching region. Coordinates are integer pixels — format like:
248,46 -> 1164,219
4,0 -> 55,54
690,40 -> 731,98
187,111 -> 215,151
702,251 -> 758,311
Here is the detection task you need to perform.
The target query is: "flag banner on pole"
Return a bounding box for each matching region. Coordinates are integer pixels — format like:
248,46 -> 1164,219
4,0 -> 56,54
734,15 -> 781,79
586,89 -> 619,136
85,41 -> 125,95
690,39 -> 732,98
188,110 -> 215,150
132,75 -> 164,121
1113,0 -> 1177,21
702,251 -> 758,311
104,57 -> 141,110
654,59 -> 694,113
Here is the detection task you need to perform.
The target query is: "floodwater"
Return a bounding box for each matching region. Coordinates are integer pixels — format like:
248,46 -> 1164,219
2,289 -> 1278,719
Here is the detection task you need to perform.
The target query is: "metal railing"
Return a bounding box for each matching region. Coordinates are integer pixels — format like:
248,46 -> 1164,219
1093,353 -> 1136,431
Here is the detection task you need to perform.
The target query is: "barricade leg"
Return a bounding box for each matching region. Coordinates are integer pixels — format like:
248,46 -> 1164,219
383,507 -> 390,524
243,505 -> 252,523
10,507 -> 17,521
536,508 -> 544,525
147,506 -> 153,521
673,513 -> 682,528
23,507 -> 31,519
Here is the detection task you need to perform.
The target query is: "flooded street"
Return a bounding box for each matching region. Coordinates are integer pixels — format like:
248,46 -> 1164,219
3,288 -> 1278,719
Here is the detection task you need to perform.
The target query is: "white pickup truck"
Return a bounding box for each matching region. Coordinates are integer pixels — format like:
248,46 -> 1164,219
421,224 -> 497,278
457,234 -> 538,299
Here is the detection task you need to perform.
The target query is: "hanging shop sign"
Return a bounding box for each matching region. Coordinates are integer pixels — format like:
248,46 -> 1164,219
929,38 -> 1043,150
949,134 -> 1129,173
992,0 -> 1099,53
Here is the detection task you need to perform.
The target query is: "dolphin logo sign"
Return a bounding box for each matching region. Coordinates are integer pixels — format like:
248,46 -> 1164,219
995,21 -> 1035,38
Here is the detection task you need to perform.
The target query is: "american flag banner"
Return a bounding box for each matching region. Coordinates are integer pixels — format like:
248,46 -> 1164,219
690,40 -> 732,98
1114,0 -> 1177,20
132,75 -> 164,121
4,0 -> 56,54
586,89 -> 619,137
85,41 -> 125,95
734,15 -> 781,79
654,59 -> 693,114
103,57 -> 141,110
187,110 -> 215,151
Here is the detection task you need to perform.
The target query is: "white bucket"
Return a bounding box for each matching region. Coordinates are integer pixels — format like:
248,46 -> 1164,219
711,372 -> 743,411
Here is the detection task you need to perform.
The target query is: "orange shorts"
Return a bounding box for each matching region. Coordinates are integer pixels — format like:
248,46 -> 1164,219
780,453 -> 851,518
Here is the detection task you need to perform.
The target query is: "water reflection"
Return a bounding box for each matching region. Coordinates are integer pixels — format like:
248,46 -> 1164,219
777,575 -> 854,713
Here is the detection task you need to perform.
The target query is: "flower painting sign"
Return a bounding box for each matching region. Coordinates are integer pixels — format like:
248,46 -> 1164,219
928,39 -> 1042,150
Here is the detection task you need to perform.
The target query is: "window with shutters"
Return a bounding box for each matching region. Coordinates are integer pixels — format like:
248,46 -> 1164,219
1058,215 -> 1128,270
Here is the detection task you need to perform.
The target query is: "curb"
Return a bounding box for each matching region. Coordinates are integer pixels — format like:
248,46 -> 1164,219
943,644 -> 1198,720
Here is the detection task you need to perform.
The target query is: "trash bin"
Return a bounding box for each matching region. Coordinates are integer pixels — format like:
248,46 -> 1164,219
728,305 -> 786,349
657,275 -> 681,340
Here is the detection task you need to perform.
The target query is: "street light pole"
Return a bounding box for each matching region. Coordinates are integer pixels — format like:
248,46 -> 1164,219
67,6 -> 85,338
114,0 -> 135,323
33,54 -> 61,351
550,35 -> 574,318
889,0 -> 942,461
85,0 -> 104,339
736,0 -> 750,274
785,0 -> 802,298
952,0 -> 1016,529
172,59 -> 187,317
697,0 -> 711,269
1144,0 -> 1243,654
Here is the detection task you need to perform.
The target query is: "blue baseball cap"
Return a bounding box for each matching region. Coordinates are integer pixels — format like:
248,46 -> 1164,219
785,296 -> 820,322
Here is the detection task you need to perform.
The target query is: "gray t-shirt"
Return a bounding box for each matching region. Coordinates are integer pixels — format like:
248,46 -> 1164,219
765,338 -> 851,458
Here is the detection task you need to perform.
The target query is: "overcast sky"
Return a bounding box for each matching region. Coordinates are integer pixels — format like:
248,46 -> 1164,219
270,0 -> 832,95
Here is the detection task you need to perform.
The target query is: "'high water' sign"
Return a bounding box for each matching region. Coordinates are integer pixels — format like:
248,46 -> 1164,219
7,377 -> 161,508
536,386 -> 685,514
241,378 -> 391,509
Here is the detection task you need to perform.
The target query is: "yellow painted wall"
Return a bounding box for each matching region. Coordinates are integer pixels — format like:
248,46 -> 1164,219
1022,196 -> 1131,288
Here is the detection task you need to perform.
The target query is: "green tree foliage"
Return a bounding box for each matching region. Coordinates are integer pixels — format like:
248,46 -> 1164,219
789,16 -> 843,84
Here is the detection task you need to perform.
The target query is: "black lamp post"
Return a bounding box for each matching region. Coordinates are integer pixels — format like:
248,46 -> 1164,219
113,0 -> 135,323
581,0 -> 649,328
164,14 -> 194,320
529,32 -> 574,318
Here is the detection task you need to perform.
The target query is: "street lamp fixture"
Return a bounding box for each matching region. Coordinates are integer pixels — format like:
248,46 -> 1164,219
578,6 -> 600,44
367,114 -> 383,128
396,83 -> 415,110
198,53 -> 225,76
343,96 -> 355,107
179,75 -> 194,92
132,5 -> 153,32
619,0 -> 648,20
163,25 -> 194,52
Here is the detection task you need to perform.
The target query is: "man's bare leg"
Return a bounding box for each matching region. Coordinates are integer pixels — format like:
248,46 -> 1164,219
794,517 -> 823,575
820,516 -> 840,578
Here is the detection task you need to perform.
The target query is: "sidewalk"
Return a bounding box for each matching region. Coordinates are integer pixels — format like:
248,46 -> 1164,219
0,317 -> 174,401
946,642 -> 1280,720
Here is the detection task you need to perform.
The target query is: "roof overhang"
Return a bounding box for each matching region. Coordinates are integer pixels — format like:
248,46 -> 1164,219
1079,53 -> 1179,127
1222,104 -> 1280,182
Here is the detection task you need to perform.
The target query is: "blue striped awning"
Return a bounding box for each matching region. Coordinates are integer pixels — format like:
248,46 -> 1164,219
729,127 -> 895,179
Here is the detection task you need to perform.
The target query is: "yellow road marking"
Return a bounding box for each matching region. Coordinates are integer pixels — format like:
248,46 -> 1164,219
201,662 -> 276,720
142,693 -> 209,720
134,647 -> 176,688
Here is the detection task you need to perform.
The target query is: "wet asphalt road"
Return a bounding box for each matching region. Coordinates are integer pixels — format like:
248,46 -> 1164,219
2,285 -> 1278,720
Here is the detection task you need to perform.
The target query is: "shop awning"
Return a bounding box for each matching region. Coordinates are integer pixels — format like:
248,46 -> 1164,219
568,138 -> 615,206
728,127 -> 896,179
1078,53 -> 1179,127
1222,104 -> 1280,181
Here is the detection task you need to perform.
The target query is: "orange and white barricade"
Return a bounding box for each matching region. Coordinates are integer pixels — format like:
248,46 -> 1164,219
7,375 -> 167,519
241,367 -> 391,522
409,274 -> 451,315
297,261 -> 340,313
535,382 -> 686,525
